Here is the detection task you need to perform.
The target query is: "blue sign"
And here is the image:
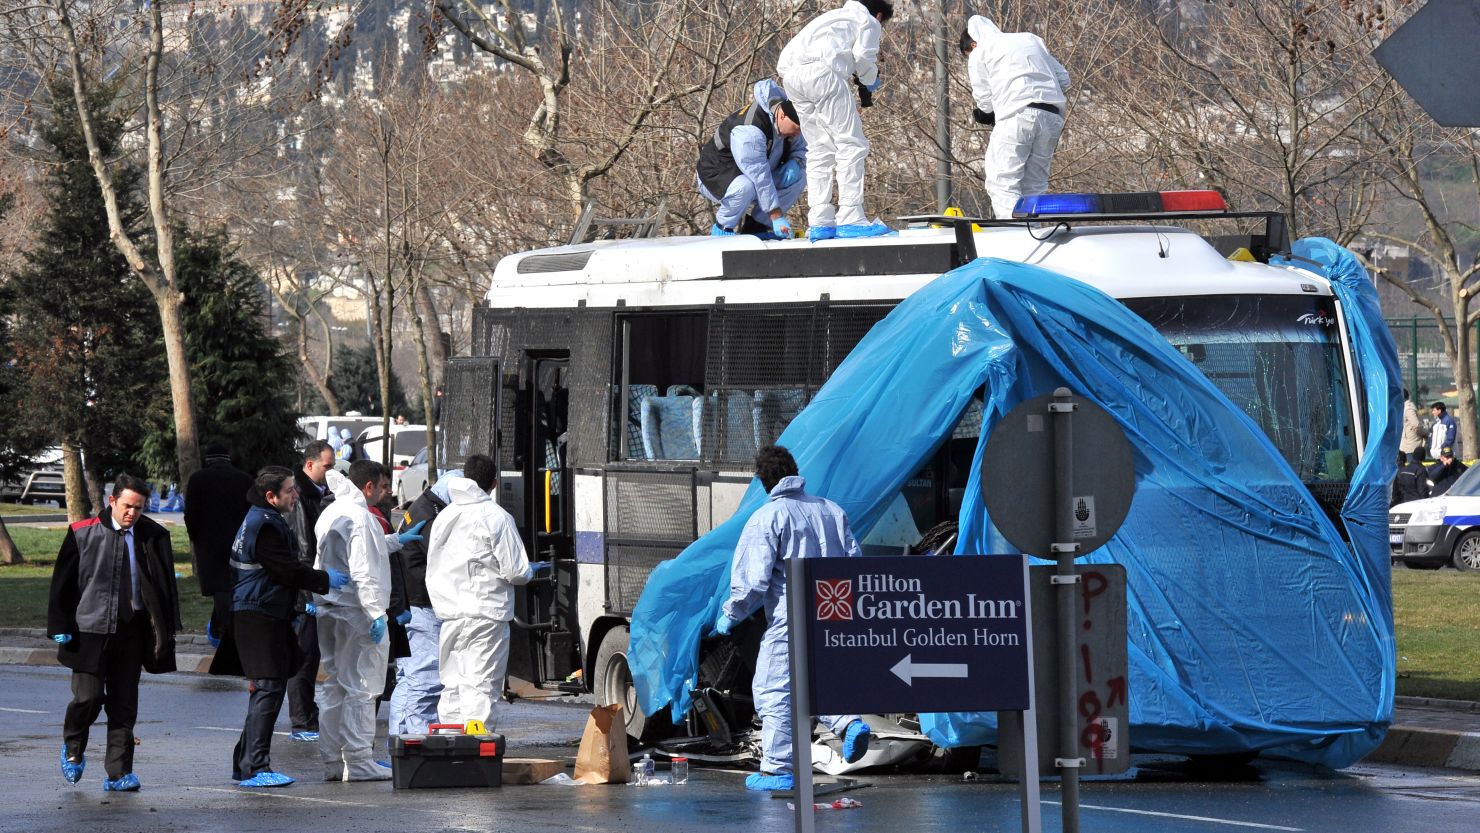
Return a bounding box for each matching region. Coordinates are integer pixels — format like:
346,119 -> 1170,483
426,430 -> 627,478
803,555 -> 1031,715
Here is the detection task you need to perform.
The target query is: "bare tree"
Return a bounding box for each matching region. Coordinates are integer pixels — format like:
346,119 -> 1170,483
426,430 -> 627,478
1364,94 -> 1480,457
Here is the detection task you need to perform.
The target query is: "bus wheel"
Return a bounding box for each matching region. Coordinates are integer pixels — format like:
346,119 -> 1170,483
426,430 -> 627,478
593,626 -> 670,743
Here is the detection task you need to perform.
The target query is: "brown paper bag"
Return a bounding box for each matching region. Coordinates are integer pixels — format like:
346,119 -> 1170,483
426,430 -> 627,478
573,704 -> 632,784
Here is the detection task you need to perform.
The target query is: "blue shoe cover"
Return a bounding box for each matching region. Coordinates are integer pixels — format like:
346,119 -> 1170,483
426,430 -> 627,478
102,773 -> 140,791
290,731 -> 319,742
745,772 -> 794,791
835,221 -> 896,239
60,746 -> 84,785
711,224 -> 736,236
239,771 -> 295,788
842,720 -> 871,764
807,226 -> 836,242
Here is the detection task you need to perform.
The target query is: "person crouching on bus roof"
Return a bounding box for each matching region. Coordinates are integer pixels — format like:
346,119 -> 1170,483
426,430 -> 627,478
426,454 -> 550,730
313,461 -> 425,782
697,79 -> 807,240
713,445 -> 872,791
960,14 -> 1070,220
778,0 -> 895,241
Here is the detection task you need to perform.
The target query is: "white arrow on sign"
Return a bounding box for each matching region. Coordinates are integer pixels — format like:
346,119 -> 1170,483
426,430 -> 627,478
890,654 -> 969,686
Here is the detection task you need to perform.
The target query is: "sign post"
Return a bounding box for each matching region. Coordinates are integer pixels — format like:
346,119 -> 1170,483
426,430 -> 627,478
792,554 -> 1040,833
981,387 -> 1137,833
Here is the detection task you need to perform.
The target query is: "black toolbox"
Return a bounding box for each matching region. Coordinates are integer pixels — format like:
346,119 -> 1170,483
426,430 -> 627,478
390,733 -> 505,789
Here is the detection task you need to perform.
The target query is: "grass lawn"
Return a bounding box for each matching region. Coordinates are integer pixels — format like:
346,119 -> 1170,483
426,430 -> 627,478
0,502 -> 65,517
0,523 -> 213,632
1392,567 -> 1480,701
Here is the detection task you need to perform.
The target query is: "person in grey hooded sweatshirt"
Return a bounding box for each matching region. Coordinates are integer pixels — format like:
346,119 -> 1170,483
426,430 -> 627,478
696,79 -> 808,239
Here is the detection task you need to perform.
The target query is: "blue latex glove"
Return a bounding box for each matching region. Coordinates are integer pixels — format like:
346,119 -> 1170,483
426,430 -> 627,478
531,561 -> 553,573
864,75 -> 882,93
777,158 -> 802,189
304,603 -> 319,617
205,620 -> 220,648
53,633 -> 73,645
714,612 -> 735,636
398,520 -> 427,546
369,615 -> 387,644
395,610 -> 412,626
772,216 -> 793,238
325,568 -> 350,589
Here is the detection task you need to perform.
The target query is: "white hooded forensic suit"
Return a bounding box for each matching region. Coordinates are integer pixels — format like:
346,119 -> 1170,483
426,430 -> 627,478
426,476 -> 533,730
312,469 -> 405,781
966,15 -> 1070,219
777,0 -> 883,230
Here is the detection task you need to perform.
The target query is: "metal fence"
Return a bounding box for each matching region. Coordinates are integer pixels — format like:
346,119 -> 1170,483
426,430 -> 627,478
1386,316 -> 1477,432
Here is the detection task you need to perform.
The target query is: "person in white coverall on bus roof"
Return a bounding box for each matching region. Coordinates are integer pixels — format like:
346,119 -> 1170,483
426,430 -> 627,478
714,445 -> 872,792
778,0 -> 895,242
313,461 -> 425,782
426,454 -> 549,730
961,14 -> 1070,220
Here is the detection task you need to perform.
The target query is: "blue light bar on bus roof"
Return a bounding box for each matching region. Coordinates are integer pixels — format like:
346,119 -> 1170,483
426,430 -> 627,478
1012,190 -> 1228,219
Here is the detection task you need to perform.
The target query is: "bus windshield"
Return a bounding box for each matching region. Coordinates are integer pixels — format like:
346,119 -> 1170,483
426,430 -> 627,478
1121,294 -> 1357,484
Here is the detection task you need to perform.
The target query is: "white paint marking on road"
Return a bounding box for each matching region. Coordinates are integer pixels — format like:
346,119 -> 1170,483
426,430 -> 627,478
193,786 -> 364,806
0,707 -> 48,714
1043,800 -> 1304,831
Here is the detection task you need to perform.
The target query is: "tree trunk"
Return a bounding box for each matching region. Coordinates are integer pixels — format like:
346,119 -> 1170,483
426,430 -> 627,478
410,281 -> 438,485
417,284 -> 448,393
157,289 -> 203,482
1455,314 -> 1479,460
0,517 -> 22,564
62,442 -> 87,524
83,459 -> 104,521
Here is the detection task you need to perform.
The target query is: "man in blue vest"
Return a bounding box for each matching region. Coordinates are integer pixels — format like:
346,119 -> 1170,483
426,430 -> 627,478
210,466 -> 348,787
697,79 -> 808,239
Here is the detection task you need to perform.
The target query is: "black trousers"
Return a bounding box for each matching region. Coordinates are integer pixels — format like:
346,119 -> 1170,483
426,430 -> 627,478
286,615 -> 319,731
233,678 -> 286,780
63,617 -> 146,780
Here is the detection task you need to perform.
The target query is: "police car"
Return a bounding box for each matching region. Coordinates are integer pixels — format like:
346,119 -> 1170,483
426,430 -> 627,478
1390,465 -> 1480,570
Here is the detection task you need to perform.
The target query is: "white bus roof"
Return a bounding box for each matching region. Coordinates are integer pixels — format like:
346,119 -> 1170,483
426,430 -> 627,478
486,223 -> 1327,310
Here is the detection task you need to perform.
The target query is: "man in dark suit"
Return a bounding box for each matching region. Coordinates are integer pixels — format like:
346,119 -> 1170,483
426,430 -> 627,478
183,438 -> 253,643
285,440 -> 336,741
48,473 -> 181,791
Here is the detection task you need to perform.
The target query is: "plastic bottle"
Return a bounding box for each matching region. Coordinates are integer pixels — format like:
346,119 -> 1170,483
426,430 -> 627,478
670,756 -> 689,785
636,753 -> 655,785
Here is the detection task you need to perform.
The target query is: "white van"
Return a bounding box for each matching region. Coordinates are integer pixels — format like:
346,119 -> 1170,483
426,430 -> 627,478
1389,466 -> 1480,570
296,415 -> 383,447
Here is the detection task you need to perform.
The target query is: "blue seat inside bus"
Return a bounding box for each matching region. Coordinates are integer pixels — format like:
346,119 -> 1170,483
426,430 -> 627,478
640,390 -> 705,460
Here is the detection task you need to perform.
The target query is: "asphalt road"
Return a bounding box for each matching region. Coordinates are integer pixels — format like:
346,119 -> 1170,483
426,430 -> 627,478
3,665 -> 1480,833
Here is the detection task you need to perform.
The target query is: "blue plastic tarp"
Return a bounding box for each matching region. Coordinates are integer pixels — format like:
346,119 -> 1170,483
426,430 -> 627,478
628,238 -> 1399,768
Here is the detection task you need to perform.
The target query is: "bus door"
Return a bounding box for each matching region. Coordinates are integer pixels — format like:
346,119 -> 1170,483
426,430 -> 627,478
510,353 -> 581,690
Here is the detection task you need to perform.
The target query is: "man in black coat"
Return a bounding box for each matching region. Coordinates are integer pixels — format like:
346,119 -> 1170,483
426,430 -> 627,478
210,466 -> 347,787
284,440 -> 336,741
1427,445 -> 1470,497
1392,450 -> 1430,507
183,438 -> 253,643
48,473 -> 181,791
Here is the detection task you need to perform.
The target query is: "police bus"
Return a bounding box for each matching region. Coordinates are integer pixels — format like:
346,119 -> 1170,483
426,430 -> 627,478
437,191 -> 1376,761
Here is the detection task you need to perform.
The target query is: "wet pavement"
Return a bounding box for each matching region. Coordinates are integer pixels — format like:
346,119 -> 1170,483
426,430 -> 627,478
5,665 -> 1480,833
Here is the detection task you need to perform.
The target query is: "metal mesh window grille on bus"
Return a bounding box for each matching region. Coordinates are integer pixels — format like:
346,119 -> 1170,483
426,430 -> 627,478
439,357 -> 499,468
603,469 -> 696,614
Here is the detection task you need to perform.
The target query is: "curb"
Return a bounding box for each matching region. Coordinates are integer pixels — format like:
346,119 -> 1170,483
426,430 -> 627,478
1,646 -> 218,675
1364,725 -> 1480,771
